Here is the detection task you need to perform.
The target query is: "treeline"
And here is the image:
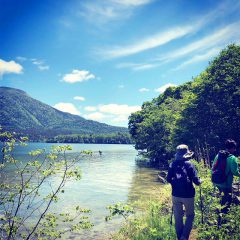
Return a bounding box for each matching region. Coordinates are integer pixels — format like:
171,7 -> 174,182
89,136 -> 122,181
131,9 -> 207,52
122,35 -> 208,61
129,44 -> 240,166
46,132 -> 133,144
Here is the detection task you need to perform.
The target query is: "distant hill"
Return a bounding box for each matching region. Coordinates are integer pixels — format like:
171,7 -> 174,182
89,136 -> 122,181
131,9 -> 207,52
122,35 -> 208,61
0,87 -> 128,140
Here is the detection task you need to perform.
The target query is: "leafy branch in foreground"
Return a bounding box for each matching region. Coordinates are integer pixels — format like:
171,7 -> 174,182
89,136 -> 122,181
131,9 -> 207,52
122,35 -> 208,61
105,203 -> 134,222
0,128 -> 93,240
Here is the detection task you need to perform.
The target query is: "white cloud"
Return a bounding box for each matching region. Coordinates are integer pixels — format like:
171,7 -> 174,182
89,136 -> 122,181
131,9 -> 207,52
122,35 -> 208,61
99,104 -> 141,115
30,58 -> 50,71
116,21 -> 240,72
74,96 -> 85,101
173,48 -> 221,71
139,88 -> 150,92
83,103 -> 141,124
80,0 -> 152,25
112,0 -> 152,6
0,59 -> 23,75
156,21 -> 240,63
99,25 -> 194,59
112,115 -> 129,123
118,84 -> 125,89
133,63 -> 157,71
63,69 -> 95,83
85,106 -> 97,111
84,112 -> 107,121
116,62 -> 158,71
16,56 -> 27,62
32,60 -> 43,65
38,65 -> 50,71
53,103 -> 80,115
197,0 -> 240,28
155,83 -> 177,94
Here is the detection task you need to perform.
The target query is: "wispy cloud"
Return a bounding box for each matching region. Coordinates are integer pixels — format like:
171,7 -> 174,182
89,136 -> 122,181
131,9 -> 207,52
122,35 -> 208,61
172,48 -> 221,71
116,62 -> 159,71
79,0 -> 153,25
16,56 -> 27,62
62,69 -> 95,83
156,21 -> 240,63
139,88 -> 150,92
112,0 -> 153,6
132,64 -> 157,71
31,59 -> 50,71
0,59 -> 23,76
96,1 -> 240,60
74,96 -> 85,101
98,0 -> 240,68
125,21 -> 240,72
155,83 -> 177,94
38,65 -> 50,71
98,25 -> 194,59
53,102 -> 81,115
199,0 -> 240,26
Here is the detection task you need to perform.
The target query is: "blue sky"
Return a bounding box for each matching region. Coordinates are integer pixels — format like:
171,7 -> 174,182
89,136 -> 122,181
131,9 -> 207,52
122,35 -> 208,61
1,0 -> 240,127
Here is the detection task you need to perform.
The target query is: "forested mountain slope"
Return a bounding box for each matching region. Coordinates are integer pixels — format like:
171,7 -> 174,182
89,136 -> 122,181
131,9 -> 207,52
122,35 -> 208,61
0,87 -> 128,140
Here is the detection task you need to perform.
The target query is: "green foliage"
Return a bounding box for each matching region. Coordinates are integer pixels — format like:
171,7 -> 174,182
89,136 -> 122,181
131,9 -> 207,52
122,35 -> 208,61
105,203 -> 134,221
112,159 -> 240,240
128,44 -> 240,166
0,129 -> 92,239
0,87 -> 128,141
129,82 -> 195,166
175,44 -> 240,149
112,201 -> 176,240
192,162 -> 240,240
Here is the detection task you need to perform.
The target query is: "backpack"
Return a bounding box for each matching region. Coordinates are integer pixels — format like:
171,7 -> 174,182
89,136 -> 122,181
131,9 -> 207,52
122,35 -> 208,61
172,162 -> 191,188
211,150 -> 230,184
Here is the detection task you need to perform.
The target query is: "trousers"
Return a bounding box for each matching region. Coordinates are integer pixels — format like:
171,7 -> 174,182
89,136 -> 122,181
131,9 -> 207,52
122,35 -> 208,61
172,196 -> 195,240
217,187 -> 232,213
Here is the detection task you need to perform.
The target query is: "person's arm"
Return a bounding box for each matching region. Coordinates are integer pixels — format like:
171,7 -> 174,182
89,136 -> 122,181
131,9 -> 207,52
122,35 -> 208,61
230,156 -> 240,177
190,163 -> 201,186
167,163 -> 174,184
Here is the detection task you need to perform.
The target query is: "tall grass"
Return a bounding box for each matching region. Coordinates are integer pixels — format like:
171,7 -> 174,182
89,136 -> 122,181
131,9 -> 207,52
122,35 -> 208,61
111,159 -> 240,240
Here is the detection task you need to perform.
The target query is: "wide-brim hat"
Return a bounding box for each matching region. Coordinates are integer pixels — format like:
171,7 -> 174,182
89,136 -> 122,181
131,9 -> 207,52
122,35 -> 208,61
176,144 -> 194,159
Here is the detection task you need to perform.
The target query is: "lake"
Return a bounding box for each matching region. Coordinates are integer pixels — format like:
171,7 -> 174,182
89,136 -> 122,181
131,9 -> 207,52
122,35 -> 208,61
1,143 -> 161,239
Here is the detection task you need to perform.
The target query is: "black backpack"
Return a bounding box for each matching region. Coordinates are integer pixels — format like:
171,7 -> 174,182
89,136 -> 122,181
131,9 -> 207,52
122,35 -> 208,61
172,161 -> 191,188
211,150 -> 230,184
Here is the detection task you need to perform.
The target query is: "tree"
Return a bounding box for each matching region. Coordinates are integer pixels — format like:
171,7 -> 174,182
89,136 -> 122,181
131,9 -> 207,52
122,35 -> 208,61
0,128 -> 92,239
175,44 -> 240,149
128,44 -> 240,166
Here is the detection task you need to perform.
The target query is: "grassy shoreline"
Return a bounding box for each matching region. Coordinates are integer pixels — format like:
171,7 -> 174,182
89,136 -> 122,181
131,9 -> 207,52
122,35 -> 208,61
109,161 -> 240,240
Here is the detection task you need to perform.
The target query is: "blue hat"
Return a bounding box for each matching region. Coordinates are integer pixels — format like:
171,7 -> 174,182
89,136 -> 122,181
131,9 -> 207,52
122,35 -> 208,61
176,144 -> 194,159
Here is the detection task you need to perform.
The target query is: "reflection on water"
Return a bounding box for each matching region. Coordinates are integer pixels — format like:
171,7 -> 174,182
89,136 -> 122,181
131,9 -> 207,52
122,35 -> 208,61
128,167 -> 163,205
1,143 -> 163,239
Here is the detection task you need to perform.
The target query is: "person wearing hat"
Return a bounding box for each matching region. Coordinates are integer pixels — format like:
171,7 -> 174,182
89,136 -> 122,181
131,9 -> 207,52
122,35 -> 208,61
167,144 -> 201,240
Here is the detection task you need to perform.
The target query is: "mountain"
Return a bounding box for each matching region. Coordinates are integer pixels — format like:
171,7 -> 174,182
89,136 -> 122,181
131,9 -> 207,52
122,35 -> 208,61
0,87 -> 128,140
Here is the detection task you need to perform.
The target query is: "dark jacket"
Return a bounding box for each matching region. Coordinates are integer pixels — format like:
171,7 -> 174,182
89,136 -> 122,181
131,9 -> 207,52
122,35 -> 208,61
167,158 -> 201,198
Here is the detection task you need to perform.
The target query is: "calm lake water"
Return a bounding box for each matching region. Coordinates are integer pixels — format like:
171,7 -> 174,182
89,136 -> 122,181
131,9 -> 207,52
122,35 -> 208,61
1,143 -> 161,240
